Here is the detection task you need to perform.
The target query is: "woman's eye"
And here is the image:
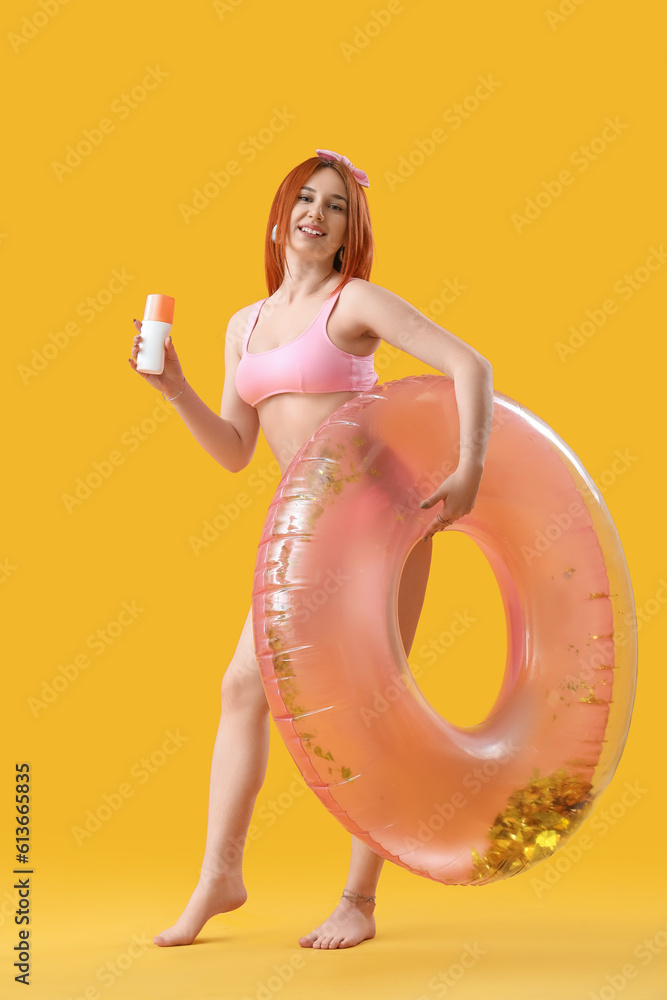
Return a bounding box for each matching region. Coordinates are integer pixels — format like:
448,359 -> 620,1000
297,195 -> 343,211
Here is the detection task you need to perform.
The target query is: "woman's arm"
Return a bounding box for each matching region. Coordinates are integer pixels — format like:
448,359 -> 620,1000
130,308 -> 260,474
166,379 -> 252,475
345,280 -> 494,533
170,308 -> 260,473
437,352 -> 494,475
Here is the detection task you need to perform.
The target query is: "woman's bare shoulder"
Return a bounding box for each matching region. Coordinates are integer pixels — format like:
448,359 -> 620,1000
228,300 -> 255,327
340,278 -> 395,337
225,299 -> 261,341
223,300 -> 262,365
343,276 -> 394,306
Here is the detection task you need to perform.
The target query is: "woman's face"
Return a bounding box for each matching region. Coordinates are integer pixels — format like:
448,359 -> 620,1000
287,167 -> 349,263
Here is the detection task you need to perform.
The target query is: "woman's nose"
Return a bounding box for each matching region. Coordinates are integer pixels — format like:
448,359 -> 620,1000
308,202 -> 325,219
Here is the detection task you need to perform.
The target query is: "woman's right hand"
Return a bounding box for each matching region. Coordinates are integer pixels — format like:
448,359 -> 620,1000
128,319 -> 185,396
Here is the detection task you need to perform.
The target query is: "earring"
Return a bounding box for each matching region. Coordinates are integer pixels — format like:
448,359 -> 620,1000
271,224 -> 277,242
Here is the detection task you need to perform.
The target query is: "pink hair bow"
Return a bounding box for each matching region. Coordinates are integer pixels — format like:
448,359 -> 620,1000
315,148 -> 370,188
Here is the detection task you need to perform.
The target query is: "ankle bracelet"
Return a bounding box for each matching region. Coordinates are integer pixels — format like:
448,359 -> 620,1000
341,889 -> 376,904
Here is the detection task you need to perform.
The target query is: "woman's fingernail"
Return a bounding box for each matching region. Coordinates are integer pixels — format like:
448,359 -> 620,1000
420,501 -> 428,508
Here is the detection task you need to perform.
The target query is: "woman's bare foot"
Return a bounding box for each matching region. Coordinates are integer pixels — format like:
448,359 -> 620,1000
153,868 -> 248,946
298,894 -> 376,949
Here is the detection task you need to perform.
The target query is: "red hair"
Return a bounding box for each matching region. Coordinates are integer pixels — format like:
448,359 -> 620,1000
264,156 -> 374,298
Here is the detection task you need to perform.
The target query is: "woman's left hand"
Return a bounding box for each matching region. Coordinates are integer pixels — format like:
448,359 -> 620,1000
419,466 -> 482,542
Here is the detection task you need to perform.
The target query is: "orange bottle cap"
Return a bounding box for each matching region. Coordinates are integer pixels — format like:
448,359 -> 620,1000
143,294 -> 175,323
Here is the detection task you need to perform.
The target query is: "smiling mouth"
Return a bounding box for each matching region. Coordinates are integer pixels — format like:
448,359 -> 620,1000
299,226 -> 325,236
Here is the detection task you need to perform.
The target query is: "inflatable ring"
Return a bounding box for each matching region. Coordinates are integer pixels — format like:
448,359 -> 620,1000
252,376 -> 637,885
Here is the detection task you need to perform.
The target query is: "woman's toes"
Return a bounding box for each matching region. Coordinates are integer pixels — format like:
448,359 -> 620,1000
153,932 -> 175,947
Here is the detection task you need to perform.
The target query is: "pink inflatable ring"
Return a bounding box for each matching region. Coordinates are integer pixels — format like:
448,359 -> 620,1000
252,375 -> 637,885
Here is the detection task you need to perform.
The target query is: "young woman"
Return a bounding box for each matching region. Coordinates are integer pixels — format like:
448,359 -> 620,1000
129,149 -> 494,950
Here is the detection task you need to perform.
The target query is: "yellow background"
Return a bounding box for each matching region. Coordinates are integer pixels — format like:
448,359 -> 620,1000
2,0 -> 664,997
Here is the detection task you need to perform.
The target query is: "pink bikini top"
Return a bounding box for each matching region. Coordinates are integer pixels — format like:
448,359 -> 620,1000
235,276 -> 379,407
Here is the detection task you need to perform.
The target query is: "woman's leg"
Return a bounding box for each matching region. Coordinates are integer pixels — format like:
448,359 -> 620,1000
299,536 -> 434,948
154,606 -> 271,946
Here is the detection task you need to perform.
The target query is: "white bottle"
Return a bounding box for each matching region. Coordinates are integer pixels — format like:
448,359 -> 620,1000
136,294 -> 175,374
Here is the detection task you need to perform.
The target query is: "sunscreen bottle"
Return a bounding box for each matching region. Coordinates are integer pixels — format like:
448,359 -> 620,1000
136,294 -> 175,374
